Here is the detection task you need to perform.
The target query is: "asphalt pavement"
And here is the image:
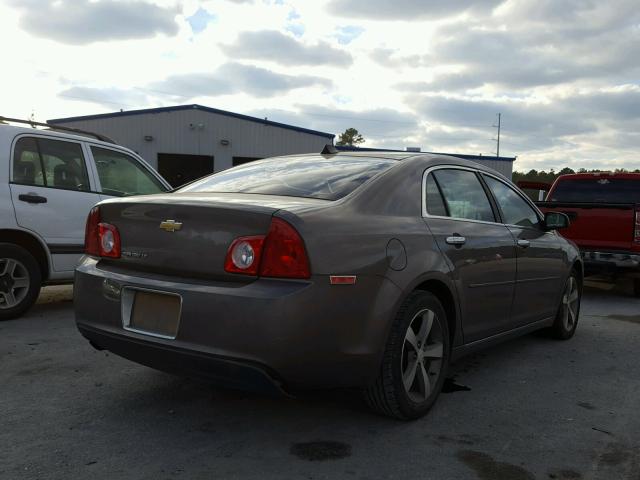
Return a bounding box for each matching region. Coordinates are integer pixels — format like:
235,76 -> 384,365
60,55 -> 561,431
1,279 -> 639,480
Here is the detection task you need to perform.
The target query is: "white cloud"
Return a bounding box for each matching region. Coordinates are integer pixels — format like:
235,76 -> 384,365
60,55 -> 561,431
326,0 -> 503,21
222,30 -> 352,66
0,0 -> 638,171
8,0 -> 180,44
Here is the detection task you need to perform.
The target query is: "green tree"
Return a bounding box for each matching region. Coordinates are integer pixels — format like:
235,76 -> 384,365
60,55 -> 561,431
336,128 -> 365,147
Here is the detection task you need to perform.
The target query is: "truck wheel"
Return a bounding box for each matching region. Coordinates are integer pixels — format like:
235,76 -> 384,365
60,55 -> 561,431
548,272 -> 581,340
0,243 -> 42,321
364,291 -> 450,420
634,279 -> 640,297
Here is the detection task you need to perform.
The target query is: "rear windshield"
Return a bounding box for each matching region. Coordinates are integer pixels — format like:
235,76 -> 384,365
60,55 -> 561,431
178,155 -> 396,200
550,178 -> 640,203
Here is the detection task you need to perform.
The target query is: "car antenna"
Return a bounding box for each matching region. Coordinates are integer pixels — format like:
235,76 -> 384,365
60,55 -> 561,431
321,144 -> 338,155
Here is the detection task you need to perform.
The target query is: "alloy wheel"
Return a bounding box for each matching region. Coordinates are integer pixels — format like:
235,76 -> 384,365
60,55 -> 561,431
401,308 -> 445,403
0,258 -> 30,309
561,276 -> 580,331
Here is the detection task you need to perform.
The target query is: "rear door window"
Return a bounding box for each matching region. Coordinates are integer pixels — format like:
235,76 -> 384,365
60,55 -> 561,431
13,137 -> 44,186
91,147 -> 166,196
431,169 -> 495,222
179,155 -> 396,201
13,136 -> 90,191
425,173 -> 448,216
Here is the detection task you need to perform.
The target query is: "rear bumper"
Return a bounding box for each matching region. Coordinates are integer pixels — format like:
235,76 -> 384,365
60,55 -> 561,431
74,257 -> 402,391
582,250 -> 640,273
78,323 -> 287,396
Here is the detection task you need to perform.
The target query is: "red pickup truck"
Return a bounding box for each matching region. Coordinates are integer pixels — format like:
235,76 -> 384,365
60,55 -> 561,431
520,173 -> 640,295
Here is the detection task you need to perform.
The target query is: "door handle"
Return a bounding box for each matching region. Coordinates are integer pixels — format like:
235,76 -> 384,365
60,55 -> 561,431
445,235 -> 466,246
18,193 -> 47,204
517,239 -> 530,248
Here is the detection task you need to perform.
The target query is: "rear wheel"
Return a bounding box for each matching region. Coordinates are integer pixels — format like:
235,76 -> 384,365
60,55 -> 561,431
548,272 -> 581,339
365,291 -> 450,420
0,243 -> 41,321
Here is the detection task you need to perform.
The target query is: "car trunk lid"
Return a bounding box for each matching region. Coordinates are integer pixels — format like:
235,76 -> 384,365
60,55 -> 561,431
97,192 -> 329,280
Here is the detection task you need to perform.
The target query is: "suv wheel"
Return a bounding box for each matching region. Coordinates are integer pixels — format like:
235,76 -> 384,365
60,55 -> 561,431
365,291 -> 450,420
0,243 -> 42,320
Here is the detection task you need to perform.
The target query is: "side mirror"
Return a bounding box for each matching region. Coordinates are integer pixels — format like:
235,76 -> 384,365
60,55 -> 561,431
545,212 -> 570,230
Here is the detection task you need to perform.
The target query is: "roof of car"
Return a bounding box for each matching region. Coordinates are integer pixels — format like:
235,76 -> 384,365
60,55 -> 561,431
335,145 -> 516,163
0,123 -> 132,151
279,150 -> 492,163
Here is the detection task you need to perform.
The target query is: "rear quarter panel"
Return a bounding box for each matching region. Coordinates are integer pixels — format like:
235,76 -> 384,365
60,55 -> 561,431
284,156 -> 461,348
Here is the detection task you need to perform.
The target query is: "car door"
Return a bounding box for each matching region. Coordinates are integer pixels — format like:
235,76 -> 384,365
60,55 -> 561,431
423,167 -> 518,343
10,135 -> 102,272
482,174 -> 567,326
86,145 -> 169,200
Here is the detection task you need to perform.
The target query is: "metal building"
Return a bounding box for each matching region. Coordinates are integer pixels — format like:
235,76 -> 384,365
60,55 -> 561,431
48,104 -> 335,187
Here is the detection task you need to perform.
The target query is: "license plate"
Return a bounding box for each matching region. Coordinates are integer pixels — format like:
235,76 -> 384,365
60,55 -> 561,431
123,289 -> 181,339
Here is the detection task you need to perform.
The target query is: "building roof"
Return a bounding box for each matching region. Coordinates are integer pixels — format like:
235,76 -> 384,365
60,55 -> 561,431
48,104 -> 335,139
335,145 -> 516,163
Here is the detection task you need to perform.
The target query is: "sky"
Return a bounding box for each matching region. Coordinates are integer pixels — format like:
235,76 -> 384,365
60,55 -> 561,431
1,0 -> 638,172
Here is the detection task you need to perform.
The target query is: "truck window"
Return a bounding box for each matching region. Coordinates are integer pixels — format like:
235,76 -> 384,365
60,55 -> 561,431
550,178 -> 640,203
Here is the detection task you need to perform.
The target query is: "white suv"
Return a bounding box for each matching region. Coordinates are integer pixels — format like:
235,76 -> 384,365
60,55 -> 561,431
0,119 -> 171,320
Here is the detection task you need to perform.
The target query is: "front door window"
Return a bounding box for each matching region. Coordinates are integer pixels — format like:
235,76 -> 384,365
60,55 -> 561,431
91,147 -> 165,196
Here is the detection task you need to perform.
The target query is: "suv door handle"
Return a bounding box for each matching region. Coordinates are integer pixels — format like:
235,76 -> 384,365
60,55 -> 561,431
18,193 -> 47,204
445,235 -> 466,246
517,239 -> 530,248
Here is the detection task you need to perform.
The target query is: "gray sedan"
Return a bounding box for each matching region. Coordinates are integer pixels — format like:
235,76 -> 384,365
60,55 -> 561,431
74,151 -> 582,420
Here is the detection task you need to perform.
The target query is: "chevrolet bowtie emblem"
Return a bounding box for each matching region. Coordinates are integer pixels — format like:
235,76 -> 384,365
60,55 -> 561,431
159,220 -> 182,232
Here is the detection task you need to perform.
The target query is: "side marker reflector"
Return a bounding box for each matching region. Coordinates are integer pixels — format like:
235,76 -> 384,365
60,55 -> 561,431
330,275 -> 357,285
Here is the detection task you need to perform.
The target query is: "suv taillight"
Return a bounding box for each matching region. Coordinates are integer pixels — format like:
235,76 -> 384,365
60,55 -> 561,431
635,209 -> 640,244
84,206 -> 121,258
224,218 -> 310,279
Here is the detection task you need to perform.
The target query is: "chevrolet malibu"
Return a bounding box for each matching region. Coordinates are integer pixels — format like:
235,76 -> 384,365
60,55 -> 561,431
74,150 -> 582,420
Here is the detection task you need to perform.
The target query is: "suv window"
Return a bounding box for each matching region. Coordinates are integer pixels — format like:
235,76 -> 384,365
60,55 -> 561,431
484,175 -> 541,228
431,169 -> 495,222
91,147 -> 165,196
13,137 -> 44,186
13,137 -> 90,191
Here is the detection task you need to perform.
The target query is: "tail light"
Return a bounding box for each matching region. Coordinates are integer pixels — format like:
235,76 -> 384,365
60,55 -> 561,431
635,209 -> 640,244
260,218 -> 310,279
224,236 -> 265,275
84,206 -> 121,258
224,217 -> 310,279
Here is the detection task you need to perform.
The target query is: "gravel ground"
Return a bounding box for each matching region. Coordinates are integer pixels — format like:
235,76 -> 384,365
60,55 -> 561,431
1,279 -> 639,480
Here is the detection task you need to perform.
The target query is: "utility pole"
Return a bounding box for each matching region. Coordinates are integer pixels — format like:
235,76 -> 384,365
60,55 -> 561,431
492,113 -> 501,157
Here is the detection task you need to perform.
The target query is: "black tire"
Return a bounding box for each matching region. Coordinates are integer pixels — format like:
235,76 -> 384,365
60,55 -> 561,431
365,291 -> 450,420
0,243 -> 42,321
548,271 -> 581,340
633,279 -> 640,297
